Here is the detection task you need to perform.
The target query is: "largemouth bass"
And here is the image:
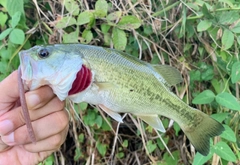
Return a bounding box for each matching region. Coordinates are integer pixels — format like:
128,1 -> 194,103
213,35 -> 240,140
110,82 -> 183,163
19,44 -> 224,156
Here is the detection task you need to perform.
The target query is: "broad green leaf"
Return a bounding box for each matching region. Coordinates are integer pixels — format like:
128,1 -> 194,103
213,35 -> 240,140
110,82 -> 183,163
192,152 -> 213,165
221,29 -> 234,50
0,28 -> 12,40
96,141 -> 107,156
83,110 -> 98,126
95,115 -> 103,128
112,27 -> 127,50
231,23 -> 240,33
146,140 -> 157,154
231,61 -> 240,83
64,0 -> 79,15
74,147 -> 82,161
237,36 -> 240,46
43,155 -> 55,165
116,152 -> 124,159
56,17 -> 76,29
79,102 -> 88,110
211,113 -> 228,122
82,29 -> 93,44
0,48 -> 11,62
103,33 -> 111,46
192,90 -> 215,104
143,25 -> 153,35
201,65 -> 214,81
6,0 -> 24,17
63,27 -> 79,43
101,118 -> 111,131
106,11 -> 122,21
11,11 -> 21,28
156,136 -> 169,150
197,20 -> 212,32
219,0 -> 234,7
202,4 -> 214,19
161,151 -> 181,165
213,141 -> 237,162
220,125 -> 236,142
0,0 -> 7,8
122,140 -> 128,148
0,61 -> 8,73
173,122 -> 181,136
211,78 -> 223,94
101,23 -> 111,34
77,11 -> 93,25
117,15 -> 141,30
0,12 -> 8,27
78,133 -> 84,143
95,0 -> 108,18
218,11 -> 239,25
151,54 -> 160,64
215,92 -> 240,111
190,70 -> 201,82
186,3 -> 199,11
9,28 -> 25,44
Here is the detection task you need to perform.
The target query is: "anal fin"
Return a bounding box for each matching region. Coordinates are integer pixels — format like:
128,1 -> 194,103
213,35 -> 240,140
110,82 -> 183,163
99,104 -> 123,123
137,114 -> 166,133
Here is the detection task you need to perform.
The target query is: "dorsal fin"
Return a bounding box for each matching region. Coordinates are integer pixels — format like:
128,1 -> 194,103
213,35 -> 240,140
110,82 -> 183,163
152,65 -> 183,86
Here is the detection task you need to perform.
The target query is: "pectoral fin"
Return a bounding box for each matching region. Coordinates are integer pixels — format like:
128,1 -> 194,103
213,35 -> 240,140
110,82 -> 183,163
152,65 -> 183,86
137,114 -> 166,133
95,82 -> 118,91
99,104 -> 123,123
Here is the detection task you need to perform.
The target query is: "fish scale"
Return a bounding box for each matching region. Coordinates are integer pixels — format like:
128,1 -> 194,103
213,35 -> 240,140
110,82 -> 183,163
19,44 -> 224,156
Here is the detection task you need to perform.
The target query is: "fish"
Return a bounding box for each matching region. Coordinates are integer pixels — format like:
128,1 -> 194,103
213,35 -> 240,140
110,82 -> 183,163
18,44 -> 224,156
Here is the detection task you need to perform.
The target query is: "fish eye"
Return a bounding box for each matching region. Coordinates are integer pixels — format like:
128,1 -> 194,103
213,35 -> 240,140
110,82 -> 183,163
38,48 -> 49,58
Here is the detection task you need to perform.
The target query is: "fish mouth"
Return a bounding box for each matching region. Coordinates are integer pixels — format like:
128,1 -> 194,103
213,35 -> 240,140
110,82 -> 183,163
68,65 -> 92,95
19,50 -> 33,81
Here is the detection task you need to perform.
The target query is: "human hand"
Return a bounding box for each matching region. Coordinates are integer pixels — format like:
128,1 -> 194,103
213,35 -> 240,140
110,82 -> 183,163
0,71 -> 69,165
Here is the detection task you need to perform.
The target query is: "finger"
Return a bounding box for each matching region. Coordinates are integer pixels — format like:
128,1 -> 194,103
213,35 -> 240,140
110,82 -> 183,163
25,86 -> 56,110
0,71 -> 19,113
1,110 -> 69,145
0,138 -> 10,152
0,147 -> 55,164
0,96 -> 64,136
23,126 -> 68,153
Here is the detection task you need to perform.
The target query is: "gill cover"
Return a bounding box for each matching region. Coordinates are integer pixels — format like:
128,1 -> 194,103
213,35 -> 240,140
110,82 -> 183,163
19,45 -> 83,100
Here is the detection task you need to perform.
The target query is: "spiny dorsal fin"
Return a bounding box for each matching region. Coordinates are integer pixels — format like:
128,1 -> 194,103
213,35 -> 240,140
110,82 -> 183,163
152,65 -> 183,86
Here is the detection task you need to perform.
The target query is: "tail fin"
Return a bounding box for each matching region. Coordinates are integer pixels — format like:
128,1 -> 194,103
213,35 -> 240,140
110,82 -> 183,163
182,110 -> 224,156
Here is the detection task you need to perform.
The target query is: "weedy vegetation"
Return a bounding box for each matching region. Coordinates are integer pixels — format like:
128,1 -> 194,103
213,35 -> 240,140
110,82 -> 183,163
0,0 -> 240,164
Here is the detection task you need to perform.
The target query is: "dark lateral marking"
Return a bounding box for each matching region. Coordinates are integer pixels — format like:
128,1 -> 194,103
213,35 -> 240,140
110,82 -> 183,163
68,65 -> 92,95
18,67 -> 36,143
130,89 -> 134,92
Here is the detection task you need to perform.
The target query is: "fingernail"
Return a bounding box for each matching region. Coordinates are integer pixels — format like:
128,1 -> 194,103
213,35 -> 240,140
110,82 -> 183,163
0,120 -> 14,135
2,132 -> 14,145
27,94 -> 40,109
